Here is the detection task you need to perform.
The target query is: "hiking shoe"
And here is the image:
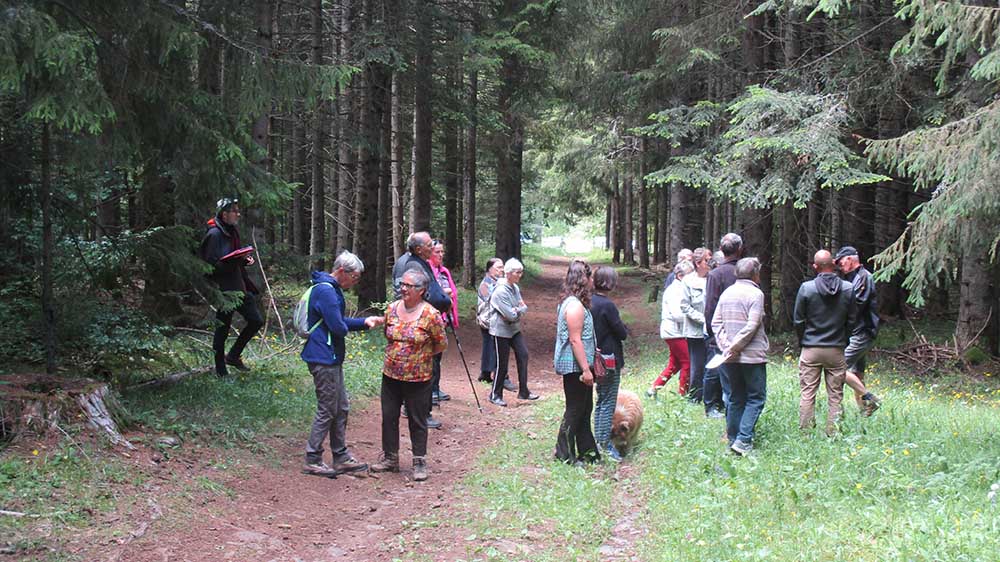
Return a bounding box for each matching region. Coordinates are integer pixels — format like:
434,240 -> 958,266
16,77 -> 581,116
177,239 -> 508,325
412,456 -> 428,481
478,374 -> 493,383
862,395 -> 881,417
332,456 -> 368,474
603,443 -> 623,463
488,394 -> 508,407
503,379 -> 516,392
730,439 -> 752,456
433,390 -> 451,402
225,355 -> 250,372
706,409 -> 726,419
646,387 -> 658,398
302,461 -> 338,477
370,453 -> 399,473
426,415 -> 442,429
518,392 -> 540,401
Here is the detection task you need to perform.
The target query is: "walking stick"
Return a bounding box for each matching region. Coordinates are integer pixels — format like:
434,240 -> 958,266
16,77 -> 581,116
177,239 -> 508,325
445,318 -> 483,414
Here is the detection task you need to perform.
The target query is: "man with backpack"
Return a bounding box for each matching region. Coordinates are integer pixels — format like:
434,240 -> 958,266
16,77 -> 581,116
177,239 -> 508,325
300,251 -> 384,477
199,198 -> 262,378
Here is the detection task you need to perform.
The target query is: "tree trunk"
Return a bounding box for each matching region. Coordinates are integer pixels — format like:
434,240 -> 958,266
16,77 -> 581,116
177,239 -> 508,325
742,206 -> 774,327
40,124 -> 56,374
292,104 -> 309,254
251,0 -> 273,165
354,2 -> 388,312
623,173 -> 634,264
611,173 -> 621,264
777,202 -> 808,332
390,71 -> 405,258
410,1 -> 433,232
637,140 -> 649,268
444,71 -> 460,267
1,375 -> 133,449
337,0 -> 355,252
495,56 -> 523,260
309,0 -> 327,271
669,183 -> 686,264
957,224 -> 997,351
462,69 -> 479,288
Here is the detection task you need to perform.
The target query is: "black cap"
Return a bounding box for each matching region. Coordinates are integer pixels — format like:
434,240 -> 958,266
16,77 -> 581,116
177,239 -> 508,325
834,246 -> 858,261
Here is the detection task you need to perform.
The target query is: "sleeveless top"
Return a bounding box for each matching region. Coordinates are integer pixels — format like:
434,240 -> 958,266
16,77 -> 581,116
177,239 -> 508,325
553,295 -> 596,375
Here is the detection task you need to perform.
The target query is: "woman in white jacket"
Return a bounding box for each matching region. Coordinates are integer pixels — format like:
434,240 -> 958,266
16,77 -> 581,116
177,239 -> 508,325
648,261 -> 695,397
680,248 -> 711,401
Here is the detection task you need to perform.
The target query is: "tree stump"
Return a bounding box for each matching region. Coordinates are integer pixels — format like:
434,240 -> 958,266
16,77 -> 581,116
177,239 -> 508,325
0,373 -> 134,449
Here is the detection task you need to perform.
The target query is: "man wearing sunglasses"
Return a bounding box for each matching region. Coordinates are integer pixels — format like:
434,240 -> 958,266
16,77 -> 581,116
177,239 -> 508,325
199,197 -> 263,377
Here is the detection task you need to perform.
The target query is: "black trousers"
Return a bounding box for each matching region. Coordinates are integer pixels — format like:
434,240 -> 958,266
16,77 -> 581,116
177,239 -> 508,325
480,328 -> 497,378
213,293 -> 263,359
554,373 -> 599,463
380,375 -> 432,458
686,337 -> 707,402
429,352 -> 443,413
492,332 -> 529,399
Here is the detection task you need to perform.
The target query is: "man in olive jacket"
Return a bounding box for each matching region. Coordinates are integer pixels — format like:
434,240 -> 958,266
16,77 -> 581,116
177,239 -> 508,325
794,250 -> 857,433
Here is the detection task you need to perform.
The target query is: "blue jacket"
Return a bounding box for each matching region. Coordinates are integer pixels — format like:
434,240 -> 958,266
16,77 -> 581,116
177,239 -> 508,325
300,271 -> 368,365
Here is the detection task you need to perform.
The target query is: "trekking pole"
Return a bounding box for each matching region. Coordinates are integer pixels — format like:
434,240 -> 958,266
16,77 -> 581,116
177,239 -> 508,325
445,319 -> 483,414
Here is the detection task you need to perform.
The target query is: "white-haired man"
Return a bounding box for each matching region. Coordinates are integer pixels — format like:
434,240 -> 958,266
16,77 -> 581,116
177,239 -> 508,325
301,252 -> 384,477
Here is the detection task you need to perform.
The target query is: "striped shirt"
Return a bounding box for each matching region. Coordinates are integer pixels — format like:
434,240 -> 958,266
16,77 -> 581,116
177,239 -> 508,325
554,296 -> 596,375
710,279 -> 768,364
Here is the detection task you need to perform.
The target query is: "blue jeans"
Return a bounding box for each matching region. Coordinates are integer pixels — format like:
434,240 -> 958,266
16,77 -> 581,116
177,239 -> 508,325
686,338 -> 706,402
725,363 -> 767,445
703,342 -> 731,414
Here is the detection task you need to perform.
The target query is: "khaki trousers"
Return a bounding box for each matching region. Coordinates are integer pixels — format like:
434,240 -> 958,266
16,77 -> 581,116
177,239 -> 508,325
798,347 -> 846,433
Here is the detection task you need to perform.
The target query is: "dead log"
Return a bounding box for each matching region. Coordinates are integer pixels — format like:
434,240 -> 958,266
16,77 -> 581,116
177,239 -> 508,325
0,374 -> 134,449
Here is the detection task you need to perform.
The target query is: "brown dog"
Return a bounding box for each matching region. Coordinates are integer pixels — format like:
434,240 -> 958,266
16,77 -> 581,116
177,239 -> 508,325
611,389 -> 643,455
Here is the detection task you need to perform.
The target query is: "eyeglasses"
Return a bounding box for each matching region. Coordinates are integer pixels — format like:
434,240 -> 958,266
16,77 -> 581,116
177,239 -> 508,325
400,282 -> 423,290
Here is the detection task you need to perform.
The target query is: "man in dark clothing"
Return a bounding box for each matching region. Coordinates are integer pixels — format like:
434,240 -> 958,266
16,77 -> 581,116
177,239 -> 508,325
835,246 -> 882,416
199,198 -> 263,377
393,231 -> 452,313
392,231 -> 451,429
702,232 -> 743,417
301,251 -> 384,477
794,250 -> 857,434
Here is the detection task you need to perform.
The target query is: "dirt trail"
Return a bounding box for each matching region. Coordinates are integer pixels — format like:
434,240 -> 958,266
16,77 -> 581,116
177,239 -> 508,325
73,255 -> 659,562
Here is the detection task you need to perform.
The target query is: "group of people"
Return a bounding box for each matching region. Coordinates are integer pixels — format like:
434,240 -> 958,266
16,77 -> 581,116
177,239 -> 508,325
649,233 -> 882,456
200,196 -> 883,476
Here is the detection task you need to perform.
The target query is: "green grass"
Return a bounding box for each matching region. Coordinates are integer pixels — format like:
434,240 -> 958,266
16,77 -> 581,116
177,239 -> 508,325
452,320 -> 1000,561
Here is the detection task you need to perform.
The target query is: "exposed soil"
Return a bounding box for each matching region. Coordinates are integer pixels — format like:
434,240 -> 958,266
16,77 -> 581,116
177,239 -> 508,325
47,255 -> 658,562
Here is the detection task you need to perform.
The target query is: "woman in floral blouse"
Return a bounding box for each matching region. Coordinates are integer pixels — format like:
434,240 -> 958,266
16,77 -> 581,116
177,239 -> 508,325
371,269 -> 447,481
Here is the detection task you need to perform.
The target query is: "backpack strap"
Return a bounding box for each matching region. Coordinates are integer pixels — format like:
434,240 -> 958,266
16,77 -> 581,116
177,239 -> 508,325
309,283 -> 334,343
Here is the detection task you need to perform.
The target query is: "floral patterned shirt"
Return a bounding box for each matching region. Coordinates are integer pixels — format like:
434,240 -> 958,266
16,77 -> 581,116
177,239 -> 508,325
382,301 -> 448,382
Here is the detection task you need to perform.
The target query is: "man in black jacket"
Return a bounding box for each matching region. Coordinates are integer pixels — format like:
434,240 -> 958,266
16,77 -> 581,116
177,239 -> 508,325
702,233 -> 743,418
835,246 -> 882,416
794,250 -> 857,434
199,198 -> 263,377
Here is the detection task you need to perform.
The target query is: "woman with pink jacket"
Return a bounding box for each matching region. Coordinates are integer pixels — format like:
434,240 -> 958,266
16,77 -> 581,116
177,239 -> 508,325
429,240 -> 459,406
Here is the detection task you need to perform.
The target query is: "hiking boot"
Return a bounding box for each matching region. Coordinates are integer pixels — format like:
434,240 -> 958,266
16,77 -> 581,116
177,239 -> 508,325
214,354 -> 230,378
225,355 -> 250,372
478,374 -> 493,384
706,409 -> 726,419
603,443 -> 623,463
862,394 -> 881,417
426,415 -> 442,429
730,439 -> 752,456
302,461 -> 338,477
332,456 -> 368,474
503,379 -> 516,392
412,456 -> 428,481
370,453 -> 399,473
488,394 -> 508,407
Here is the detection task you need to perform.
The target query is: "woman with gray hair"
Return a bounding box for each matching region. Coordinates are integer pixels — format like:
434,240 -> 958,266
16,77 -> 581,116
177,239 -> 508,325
488,258 -> 539,406
371,268 -> 448,481
648,260 -> 695,397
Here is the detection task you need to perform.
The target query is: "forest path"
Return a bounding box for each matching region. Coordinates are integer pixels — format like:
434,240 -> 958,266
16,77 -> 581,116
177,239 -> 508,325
88,254 -> 657,562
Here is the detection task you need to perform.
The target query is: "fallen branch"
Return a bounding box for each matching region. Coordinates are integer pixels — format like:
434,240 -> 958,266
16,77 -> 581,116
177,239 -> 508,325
125,340 -> 300,391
